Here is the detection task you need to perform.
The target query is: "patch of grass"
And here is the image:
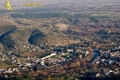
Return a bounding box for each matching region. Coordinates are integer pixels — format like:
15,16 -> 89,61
21,52 -> 41,57
0,61 -> 16,69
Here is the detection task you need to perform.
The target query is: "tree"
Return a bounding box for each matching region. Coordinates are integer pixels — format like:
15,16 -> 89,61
87,46 -> 93,53
96,45 -> 100,51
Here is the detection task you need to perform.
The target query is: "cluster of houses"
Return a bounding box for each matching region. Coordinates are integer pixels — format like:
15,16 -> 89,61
110,51 -> 120,60
95,68 -> 119,77
90,50 -> 120,77
93,67 -> 120,78
0,45 -> 120,78
0,68 -> 19,74
100,50 -> 120,63
0,54 -> 7,61
42,53 -> 66,67
28,52 -> 72,68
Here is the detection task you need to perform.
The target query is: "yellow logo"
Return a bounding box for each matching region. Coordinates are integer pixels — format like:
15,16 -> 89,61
5,1 -> 42,10
23,3 -> 42,7
5,0 -> 12,10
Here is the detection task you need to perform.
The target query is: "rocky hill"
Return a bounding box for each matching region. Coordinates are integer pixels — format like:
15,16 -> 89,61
0,17 -> 79,50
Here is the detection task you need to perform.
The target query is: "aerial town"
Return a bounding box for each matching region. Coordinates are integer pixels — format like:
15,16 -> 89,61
0,0 -> 120,80
0,44 -> 119,79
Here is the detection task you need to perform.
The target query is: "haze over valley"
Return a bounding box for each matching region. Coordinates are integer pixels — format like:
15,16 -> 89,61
0,0 -> 120,80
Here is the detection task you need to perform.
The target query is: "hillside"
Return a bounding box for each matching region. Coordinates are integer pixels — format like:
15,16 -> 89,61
0,17 -> 79,50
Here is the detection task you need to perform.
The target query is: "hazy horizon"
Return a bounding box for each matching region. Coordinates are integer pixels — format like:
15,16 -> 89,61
0,0 -> 120,10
